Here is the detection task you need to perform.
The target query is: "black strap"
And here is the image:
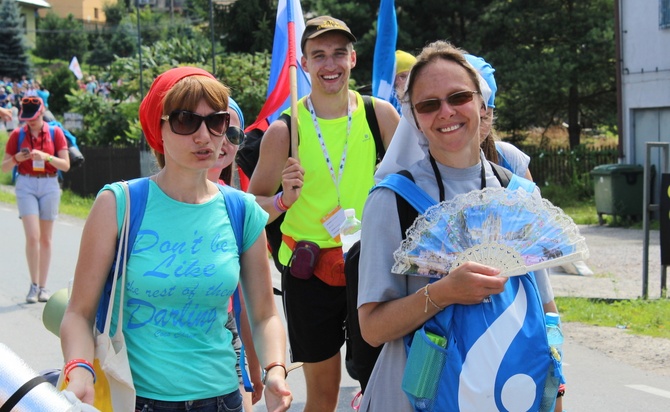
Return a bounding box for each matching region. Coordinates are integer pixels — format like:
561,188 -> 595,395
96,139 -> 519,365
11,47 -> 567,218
362,95 -> 385,162
489,161 -> 512,187
0,375 -> 48,412
278,112 -> 292,158
395,170 -> 421,239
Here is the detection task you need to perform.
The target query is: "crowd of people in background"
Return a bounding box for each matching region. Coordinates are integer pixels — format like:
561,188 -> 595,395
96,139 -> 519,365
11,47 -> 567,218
0,74 -> 115,133
1,76 -> 53,132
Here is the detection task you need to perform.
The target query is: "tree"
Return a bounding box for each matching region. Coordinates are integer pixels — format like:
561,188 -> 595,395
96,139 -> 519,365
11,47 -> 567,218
35,12 -> 89,63
41,64 -> 78,116
0,0 -> 32,79
109,20 -> 138,59
476,0 -> 616,148
223,0 -> 275,53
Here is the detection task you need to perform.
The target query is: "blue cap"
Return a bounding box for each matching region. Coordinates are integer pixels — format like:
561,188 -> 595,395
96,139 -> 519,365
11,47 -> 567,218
228,97 -> 244,130
465,54 -> 497,108
545,312 -> 560,326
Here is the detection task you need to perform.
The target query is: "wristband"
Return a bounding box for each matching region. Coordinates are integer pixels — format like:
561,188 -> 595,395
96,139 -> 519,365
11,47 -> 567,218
273,192 -> 289,213
557,383 -> 565,398
262,361 -> 287,384
63,359 -> 96,384
277,193 -> 290,211
47,155 -> 53,162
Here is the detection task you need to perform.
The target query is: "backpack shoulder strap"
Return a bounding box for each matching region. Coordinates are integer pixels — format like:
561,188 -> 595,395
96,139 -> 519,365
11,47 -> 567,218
362,95 -> 385,161
488,160 -> 537,193
48,124 -> 55,142
17,127 -> 26,151
278,113 -> 292,158
489,160 -> 512,187
12,128 -> 27,183
216,184 -> 253,392
373,171 -> 436,214
216,184 -> 246,252
373,170 -> 437,239
126,178 -> 150,250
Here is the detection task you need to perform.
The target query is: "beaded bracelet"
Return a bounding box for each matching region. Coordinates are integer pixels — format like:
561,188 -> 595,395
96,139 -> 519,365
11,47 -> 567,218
64,359 -> 97,384
416,284 -> 444,313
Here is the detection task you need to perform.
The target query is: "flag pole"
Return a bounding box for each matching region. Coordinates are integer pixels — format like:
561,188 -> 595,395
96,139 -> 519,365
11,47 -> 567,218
287,2 -> 300,162
289,66 -> 299,162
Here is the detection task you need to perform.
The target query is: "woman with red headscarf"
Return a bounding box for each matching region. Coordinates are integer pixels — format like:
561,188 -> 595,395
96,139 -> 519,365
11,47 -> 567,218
60,67 -> 291,412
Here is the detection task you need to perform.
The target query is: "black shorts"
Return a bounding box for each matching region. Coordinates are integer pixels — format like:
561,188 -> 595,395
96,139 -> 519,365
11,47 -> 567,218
282,266 -> 347,363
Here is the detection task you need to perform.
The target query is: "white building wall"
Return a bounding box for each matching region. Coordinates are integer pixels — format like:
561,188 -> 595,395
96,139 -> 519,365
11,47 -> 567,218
620,0 -> 670,164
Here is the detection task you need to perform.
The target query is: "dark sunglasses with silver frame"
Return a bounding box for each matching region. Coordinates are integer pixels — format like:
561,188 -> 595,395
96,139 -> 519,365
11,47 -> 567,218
161,110 -> 230,137
412,90 -> 480,114
224,126 -> 245,145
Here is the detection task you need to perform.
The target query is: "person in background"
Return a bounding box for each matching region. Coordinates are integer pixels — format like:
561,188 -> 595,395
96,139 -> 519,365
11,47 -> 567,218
207,98 -> 264,411
0,106 -> 11,122
394,50 -> 416,103
85,76 -> 98,94
248,15 -> 399,411
60,67 -> 292,412
390,50 -> 417,115
358,40 -> 561,411
1,97 -> 70,303
34,81 -> 54,119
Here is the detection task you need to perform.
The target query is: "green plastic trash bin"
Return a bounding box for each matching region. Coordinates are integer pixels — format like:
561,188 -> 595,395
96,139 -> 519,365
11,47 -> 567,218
590,164 -> 644,224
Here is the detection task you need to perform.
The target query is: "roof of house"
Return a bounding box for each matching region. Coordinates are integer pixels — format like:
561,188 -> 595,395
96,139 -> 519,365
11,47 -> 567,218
18,0 -> 51,9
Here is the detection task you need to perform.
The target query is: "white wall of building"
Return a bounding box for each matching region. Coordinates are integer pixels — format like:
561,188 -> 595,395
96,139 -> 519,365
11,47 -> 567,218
620,0 -> 670,166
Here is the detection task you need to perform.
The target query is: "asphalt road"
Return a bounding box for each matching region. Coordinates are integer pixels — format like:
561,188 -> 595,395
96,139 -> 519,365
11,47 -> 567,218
1,200 -> 669,411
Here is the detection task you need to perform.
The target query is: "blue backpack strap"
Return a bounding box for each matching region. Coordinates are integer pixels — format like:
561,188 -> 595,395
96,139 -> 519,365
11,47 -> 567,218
12,127 -> 27,183
373,173 -> 436,214
496,145 -> 514,172
508,174 -> 537,193
216,184 -> 253,393
95,178 -> 150,333
46,125 -> 64,180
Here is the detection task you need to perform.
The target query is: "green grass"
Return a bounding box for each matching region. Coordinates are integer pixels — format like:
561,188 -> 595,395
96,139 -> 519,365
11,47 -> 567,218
556,297 -> 670,339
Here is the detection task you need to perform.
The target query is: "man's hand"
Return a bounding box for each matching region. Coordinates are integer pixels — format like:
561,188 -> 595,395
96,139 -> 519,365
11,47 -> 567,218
280,157 -> 304,207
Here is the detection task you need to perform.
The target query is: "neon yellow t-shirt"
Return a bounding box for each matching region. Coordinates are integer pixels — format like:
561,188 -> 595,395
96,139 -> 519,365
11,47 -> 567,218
278,92 -> 379,265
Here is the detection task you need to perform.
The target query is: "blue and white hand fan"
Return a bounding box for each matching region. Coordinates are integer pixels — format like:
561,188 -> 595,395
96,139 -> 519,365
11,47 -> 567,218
392,187 -> 589,278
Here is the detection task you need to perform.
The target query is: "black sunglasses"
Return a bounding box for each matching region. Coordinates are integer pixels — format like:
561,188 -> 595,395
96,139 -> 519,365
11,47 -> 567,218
412,90 -> 479,114
225,126 -> 245,145
161,110 -> 230,136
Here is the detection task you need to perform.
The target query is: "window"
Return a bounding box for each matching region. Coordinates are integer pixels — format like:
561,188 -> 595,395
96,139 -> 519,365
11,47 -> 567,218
94,8 -> 99,20
661,0 -> 670,29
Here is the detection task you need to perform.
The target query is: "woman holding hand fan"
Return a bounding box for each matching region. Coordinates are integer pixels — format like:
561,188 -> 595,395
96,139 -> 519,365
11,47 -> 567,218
357,41 -> 578,412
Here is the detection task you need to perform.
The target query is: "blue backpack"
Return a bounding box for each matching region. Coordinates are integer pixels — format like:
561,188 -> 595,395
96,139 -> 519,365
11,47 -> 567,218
95,178 -> 253,392
373,172 -> 562,412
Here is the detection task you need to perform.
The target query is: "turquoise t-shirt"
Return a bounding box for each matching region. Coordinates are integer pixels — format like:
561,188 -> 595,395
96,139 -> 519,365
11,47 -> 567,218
102,180 -> 268,400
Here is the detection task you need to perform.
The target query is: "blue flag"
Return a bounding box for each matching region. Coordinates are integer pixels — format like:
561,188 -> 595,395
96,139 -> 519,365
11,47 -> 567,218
372,0 -> 398,105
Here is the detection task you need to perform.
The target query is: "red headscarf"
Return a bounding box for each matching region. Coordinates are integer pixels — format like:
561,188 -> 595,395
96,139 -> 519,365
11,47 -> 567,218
138,67 -> 216,154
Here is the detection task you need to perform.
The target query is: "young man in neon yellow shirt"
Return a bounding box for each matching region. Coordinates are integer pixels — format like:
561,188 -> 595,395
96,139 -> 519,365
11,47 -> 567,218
248,15 -> 399,411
